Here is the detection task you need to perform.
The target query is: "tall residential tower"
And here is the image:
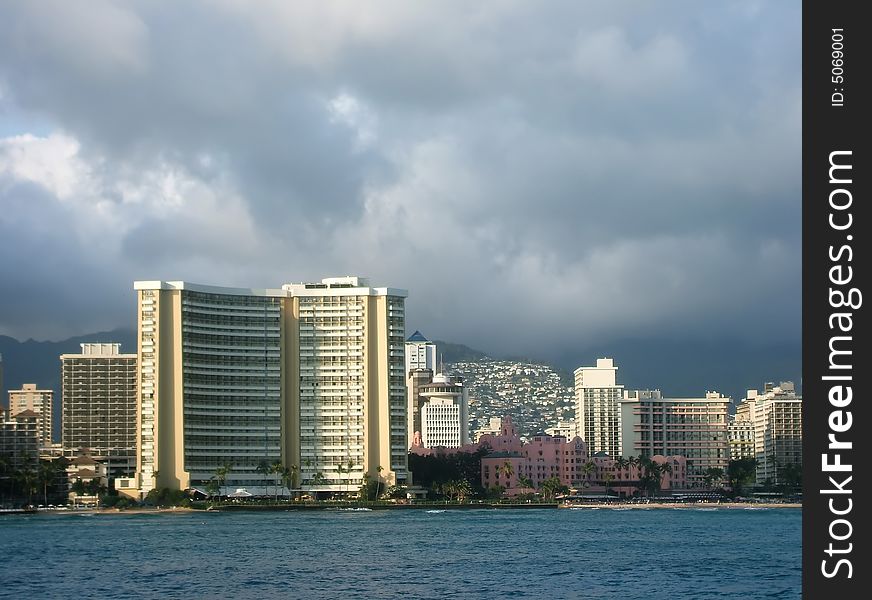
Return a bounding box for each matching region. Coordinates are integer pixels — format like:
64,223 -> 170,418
7,384 -> 53,448
129,277 -> 408,497
61,343 -> 138,476
283,277 -> 409,492
620,389 -> 730,488
574,358 -> 624,456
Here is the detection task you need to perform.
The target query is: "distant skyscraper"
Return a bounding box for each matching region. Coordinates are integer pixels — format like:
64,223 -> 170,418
574,358 -> 624,456
405,330 -> 438,448
405,330 -> 436,374
131,276 -> 408,497
737,382 -> 802,484
419,372 -> 470,449
61,343 -> 138,476
7,383 -> 53,448
620,390 -> 730,488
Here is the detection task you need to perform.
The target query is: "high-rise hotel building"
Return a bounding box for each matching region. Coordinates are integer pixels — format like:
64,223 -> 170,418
284,277 -> 408,493
131,277 -> 407,497
7,383 -> 54,449
134,281 -> 288,496
737,382 -> 802,485
574,358 -> 624,457
61,343 -> 138,476
620,390 -> 730,488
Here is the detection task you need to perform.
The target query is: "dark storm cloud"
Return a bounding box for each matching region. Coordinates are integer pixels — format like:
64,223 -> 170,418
0,1 -> 800,355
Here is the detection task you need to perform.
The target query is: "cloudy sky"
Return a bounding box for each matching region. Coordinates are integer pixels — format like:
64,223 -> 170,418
0,1 -> 800,360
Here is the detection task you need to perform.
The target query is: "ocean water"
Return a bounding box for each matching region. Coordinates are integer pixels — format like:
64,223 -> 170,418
0,507 -> 800,599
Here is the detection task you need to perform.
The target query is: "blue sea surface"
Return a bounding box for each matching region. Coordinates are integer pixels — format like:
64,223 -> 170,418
0,507 -> 800,599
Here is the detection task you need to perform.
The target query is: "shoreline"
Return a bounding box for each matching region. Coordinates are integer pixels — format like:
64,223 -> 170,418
20,502 -> 801,515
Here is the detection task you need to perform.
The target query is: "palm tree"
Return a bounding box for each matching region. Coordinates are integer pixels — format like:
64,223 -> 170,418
454,479 -> 472,502
703,467 -> 724,491
290,464 -> 300,497
256,460 -> 271,498
206,478 -> 220,502
637,457 -> 658,497
518,476 -> 534,491
214,463 -> 231,498
374,465 -> 383,501
335,464 -> 344,499
614,456 -> 629,486
280,467 -> 293,503
271,460 -> 283,503
496,461 -> 515,490
604,473 -> 615,496
38,460 -> 57,506
301,458 -> 313,491
18,465 -> 37,507
579,461 -> 596,498
346,459 -> 355,498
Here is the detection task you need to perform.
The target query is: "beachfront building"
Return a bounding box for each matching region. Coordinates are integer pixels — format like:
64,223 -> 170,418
130,276 -> 408,498
7,384 -> 53,449
285,277 -> 409,495
61,343 -> 138,477
66,449 -> 109,506
0,409 -> 41,472
574,358 -> 624,457
620,390 -> 730,488
132,281 -> 286,497
737,382 -> 802,485
479,415 -> 686,496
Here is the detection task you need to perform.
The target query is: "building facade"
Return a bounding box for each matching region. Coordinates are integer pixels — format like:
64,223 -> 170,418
61,343 -> 138,477
473,417 -> 504,443
284,276 -> 409,494
620,390 -> 730,488
544,421 -> 575,439
418,373 -> 470,449
480,416 -> 686,496
7,384 -> 53,449
728,414 -> 755,461
738,382 -> 802,484
405,330 -> 436,373
574,358 -> 624,456
133,281 -> 288,496
131,276 -> 407,498
0,409 -> 41,471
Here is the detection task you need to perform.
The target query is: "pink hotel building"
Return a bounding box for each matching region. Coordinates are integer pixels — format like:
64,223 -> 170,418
480,416 -> 687,497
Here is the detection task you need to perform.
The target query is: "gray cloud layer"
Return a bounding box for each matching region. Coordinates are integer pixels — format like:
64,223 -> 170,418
0,1 -> 800,357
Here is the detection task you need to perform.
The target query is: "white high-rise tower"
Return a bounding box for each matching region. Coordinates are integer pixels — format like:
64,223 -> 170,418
573,358 -> 624,456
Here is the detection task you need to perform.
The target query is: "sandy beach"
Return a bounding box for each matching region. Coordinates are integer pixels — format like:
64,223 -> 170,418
560,502 -> 801,510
